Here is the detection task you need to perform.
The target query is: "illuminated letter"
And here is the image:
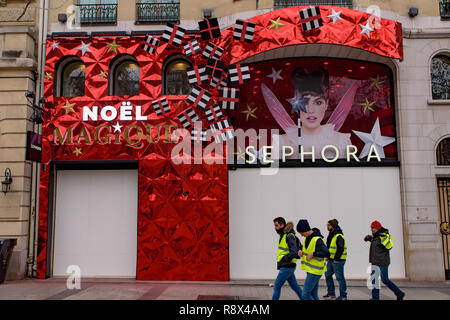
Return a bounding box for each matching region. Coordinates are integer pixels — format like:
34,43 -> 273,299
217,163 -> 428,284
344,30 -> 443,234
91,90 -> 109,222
83,106 -> 98,121
54,126 -> 73,145
135,105 -> 147,121
76,125 -> 92,145
124,125 -> 143,148
367,144 -> 381,162
120,103 -> 133,121
282,146 -> 294,163
100,106 -> 117,121
246,146 -> 256,164
321,145 -> 339,163
300,146 -> 315,162
346,145 -> 360,162
262,146 -> 274,164
94,125 -> 111,145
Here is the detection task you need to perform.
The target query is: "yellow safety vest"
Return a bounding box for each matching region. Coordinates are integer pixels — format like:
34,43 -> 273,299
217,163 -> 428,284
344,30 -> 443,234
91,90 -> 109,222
277,233 -> 298,264
329,234 -> 347,260
379,233 -> 393,250
301,236 -> 327,276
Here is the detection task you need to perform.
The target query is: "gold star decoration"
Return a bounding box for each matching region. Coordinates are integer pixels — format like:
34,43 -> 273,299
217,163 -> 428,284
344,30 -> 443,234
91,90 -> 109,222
241,105 -> 258,121
98,70 -> 107,79
73,147 -> 82,157
61,100 -> 76,115
234,147 -> 246,161
361,98 -> 375,114
269,17 -> 285,32
44,72 -> 53,81
369,75 -> 384,89
107,39 -> 120,54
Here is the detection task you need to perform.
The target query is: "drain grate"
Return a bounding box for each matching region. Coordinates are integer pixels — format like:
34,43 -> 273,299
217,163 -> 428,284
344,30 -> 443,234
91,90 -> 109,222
197,295 -> 240,300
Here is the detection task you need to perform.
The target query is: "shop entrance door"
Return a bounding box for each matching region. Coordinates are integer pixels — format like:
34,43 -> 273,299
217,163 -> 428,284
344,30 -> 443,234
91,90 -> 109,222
437,178 -> 450,280
52,169 -> 138,278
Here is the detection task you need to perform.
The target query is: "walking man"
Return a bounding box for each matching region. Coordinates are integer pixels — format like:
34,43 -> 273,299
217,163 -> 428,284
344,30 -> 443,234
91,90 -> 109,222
272,217 -> 303,300
323,219 -> 348,300
296,219 -> 330,300
364,220 -> 405,300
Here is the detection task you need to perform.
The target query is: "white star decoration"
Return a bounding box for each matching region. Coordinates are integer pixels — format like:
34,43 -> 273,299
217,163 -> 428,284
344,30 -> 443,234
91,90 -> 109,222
77,41 -> 92,56
50,41 -> 59,50
267,68 -> 284,85
327,9 -> 343,24
352,118 -> 395,159
360,21 -> 374,38
112,122 -> 123,133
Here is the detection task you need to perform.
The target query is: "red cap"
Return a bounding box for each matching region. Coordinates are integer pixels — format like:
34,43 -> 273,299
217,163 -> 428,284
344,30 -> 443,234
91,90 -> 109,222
371,220 -> 382,229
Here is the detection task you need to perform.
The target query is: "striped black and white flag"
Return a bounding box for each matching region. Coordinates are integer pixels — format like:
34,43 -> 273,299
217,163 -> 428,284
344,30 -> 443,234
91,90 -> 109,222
191,127 -> 208,143
177,107 -> 200,129
187,65 -> 209,85
218,87 -> 240,110
233,19 -> 256,43
204,104 -> 224,123
142,35 -> 160,55
202,42 -> 224,60
183,39 -> 201,56
228,64 -> 251,85
161,23 -> 186,47
152,97 -> 171,116
186,85 -> 212,111
210,118 -> 234,143
299,6 -> 323,32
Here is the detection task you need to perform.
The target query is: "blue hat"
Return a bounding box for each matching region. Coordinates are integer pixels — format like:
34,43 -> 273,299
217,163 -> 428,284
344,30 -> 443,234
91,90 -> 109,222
297,219 -> 311,233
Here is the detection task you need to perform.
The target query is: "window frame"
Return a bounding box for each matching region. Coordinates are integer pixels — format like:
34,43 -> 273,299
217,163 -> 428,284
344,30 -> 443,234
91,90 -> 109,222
54,56 -> 86,98
162,54 -> 193,96
108,54 -> 140,97
430,53 -> 450,101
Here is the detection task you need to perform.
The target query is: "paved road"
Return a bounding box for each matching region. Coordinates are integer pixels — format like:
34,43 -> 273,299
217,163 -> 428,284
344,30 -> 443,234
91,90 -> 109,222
0,279 -> 449,300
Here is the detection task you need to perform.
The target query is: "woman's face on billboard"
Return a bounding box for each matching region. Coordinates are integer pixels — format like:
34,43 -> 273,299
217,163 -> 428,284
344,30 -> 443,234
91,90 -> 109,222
300,94 -> 328,132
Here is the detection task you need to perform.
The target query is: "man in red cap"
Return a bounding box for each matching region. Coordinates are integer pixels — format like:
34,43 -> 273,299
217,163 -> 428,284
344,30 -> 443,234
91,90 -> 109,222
364,220 -> 405,300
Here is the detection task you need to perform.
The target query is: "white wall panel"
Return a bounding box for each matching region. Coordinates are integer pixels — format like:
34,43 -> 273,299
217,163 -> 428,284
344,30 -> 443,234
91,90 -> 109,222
229,167 -> 405,280
53,170 -> 138,278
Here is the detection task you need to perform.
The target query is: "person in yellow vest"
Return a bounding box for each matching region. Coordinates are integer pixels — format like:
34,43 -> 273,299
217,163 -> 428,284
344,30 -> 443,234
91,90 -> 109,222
296,219 -> 330,300
272,217 -> 303,300
323,219 -> 348,300
364,220 -> 405,300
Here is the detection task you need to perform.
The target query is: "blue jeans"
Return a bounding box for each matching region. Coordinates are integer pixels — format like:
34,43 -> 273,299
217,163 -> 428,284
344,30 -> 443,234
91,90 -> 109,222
272,266 -> 303,300
371,265 -> 404,300
301,273 -> 322,300
325,260 -> 347,298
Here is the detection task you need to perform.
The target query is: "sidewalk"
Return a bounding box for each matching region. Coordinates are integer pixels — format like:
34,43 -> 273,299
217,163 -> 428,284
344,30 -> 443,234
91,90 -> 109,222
0,278 -> 449,300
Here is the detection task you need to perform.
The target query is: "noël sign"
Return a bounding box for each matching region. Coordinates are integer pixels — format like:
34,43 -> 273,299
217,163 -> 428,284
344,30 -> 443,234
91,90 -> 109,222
26,131 -> 42,162
82,102 -> 149,122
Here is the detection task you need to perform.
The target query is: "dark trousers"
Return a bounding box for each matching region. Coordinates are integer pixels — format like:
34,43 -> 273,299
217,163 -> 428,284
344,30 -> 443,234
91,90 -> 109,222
371,265 -> 404,300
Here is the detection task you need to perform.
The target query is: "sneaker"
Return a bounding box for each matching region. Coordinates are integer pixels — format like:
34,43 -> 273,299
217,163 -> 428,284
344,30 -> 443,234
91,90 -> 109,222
323,294 -> 336,300
397,292 -> 405,300
336,296 -> 347,300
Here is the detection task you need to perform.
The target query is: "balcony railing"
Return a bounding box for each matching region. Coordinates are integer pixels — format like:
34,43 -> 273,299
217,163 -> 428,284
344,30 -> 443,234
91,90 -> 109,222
441,0 -> 450,19
136,2 -> 180,24
78,4 -> 117,25
274,0 -> 353,10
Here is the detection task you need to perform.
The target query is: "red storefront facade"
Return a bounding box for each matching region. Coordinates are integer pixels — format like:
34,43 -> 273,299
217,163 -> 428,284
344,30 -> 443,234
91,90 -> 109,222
36,6 -> 403,281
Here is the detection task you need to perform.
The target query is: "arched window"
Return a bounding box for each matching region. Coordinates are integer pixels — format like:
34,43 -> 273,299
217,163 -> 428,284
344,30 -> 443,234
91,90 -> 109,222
55,57 -> 85,97
109,54 -> 139,96
431,54 -> 450,100
437,138 -> 450,166
163,56 -> 192,95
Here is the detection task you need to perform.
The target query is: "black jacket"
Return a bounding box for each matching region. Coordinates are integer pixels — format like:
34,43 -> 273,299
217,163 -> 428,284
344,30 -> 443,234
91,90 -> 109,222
277,222 -> 301,270
303,228 -> 330,258
326,227 -> 346,261
368,227 -> 391,266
